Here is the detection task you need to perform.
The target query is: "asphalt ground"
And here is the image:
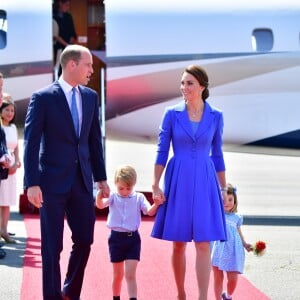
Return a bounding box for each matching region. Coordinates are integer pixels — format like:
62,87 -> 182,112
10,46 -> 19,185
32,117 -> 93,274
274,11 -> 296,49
1,138 -> 300,299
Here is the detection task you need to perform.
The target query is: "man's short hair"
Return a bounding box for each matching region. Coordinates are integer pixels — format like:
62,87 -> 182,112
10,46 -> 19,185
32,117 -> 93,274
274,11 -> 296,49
60,45 -> 90,69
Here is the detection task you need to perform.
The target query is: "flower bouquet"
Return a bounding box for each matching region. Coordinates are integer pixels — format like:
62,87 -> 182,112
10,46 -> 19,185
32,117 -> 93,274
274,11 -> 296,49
252,240 -> 266,256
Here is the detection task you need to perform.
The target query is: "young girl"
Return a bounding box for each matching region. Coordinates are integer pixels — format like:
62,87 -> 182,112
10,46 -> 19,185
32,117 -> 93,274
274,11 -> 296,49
211,183 -> 252,300
0,75 -> 11,259
0,95 -> 21,244
96,165 -> 162,300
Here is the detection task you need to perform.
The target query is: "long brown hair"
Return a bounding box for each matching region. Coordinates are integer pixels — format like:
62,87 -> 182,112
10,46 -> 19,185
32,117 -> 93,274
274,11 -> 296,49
184,65 -> 210,101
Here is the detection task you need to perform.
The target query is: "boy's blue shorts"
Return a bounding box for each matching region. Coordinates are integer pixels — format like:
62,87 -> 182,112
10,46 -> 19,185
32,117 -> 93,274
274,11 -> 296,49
108,230 -> 141,262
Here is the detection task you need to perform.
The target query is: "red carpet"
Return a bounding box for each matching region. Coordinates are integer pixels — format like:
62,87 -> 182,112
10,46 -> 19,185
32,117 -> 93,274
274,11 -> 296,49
21,215 -> 270,300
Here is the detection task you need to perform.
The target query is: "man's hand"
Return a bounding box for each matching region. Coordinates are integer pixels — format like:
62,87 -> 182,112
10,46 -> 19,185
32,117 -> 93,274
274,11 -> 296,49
27,186 -> 43,208
97,181 -> 110,198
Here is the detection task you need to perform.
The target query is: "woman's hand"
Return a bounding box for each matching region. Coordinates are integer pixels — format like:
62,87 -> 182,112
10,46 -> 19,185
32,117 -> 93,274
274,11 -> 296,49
152,186 -> 165,205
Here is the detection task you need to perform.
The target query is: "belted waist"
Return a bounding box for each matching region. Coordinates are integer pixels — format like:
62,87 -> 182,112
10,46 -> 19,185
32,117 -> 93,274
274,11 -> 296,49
111,230 -> 138,237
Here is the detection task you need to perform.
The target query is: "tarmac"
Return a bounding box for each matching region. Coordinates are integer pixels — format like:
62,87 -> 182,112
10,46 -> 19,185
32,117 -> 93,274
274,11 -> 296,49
1,138 -> 300,300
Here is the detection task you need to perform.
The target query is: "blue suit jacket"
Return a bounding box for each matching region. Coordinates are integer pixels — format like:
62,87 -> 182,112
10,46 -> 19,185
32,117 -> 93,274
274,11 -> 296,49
23,81 -> 107,194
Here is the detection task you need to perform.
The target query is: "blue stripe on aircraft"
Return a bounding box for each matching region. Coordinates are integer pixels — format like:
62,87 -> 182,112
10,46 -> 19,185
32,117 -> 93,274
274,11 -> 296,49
248,130 -> 300,149
107,52 -> 269,67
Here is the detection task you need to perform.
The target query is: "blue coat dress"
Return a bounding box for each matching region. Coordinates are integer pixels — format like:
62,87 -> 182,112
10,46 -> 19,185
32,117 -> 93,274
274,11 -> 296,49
151,101 -> 227,242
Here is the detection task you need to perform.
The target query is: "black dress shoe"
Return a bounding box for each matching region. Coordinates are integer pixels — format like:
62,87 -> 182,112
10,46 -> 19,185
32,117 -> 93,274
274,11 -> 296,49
61,293 -> 81,300
61,294 -> 70,300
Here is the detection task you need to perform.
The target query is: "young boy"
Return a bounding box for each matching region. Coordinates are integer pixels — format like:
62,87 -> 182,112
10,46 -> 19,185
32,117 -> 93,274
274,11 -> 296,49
96,165 -> 162,300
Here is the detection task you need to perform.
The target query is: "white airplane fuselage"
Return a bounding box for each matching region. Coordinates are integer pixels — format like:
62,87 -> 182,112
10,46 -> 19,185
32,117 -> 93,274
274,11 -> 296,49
1,0 -> 300,149
104,1 -> 300,148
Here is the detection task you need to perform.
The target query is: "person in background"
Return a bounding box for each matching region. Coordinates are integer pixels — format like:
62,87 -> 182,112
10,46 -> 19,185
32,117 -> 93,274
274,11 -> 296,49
0,72 -> 11,259
23,45 -> 110,300
151,65 -> 227,300
53,0 -> 77,78
0,73 -> 11,184
0,95 -> 21,244
211,183 -> 252,300
52,18 -> 68,79
96,165 -> 162,300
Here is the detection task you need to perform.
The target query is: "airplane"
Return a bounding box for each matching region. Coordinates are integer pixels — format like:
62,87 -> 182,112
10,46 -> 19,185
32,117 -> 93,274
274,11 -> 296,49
1,0 -> 300,151
0,1 -> 53,122
103,0 -> 300,150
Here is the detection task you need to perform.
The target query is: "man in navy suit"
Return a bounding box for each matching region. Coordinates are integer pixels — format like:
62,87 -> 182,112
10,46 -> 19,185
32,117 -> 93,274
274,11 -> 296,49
24,45 -> 110,300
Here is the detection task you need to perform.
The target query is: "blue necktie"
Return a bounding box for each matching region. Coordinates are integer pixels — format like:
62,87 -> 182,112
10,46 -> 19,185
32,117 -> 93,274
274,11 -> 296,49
71,87 -> 79,136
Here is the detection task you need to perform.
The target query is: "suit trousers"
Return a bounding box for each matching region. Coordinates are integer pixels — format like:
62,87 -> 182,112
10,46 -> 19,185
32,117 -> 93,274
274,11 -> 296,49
39,166 -> 95,300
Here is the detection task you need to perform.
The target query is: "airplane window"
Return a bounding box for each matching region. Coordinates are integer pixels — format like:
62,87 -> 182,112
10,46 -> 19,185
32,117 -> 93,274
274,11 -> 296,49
252,28 -> 273,52
0,10 -> 7,49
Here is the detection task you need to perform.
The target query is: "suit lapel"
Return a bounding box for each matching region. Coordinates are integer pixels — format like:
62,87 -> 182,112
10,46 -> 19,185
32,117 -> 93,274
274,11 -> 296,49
53,82 -> 71,120
175,101 -> 217,141
194,102 -> 216,139
78,86 -> 89,139
53,82 -> 78,138
175,101 -> 196,141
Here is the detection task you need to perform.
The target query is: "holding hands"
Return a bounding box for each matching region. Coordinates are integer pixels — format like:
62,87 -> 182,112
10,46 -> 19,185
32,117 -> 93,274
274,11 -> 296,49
95,181 -> 110,209
95,190 -> 103,209
97,181 -> 110,198
152,185 -> 165,206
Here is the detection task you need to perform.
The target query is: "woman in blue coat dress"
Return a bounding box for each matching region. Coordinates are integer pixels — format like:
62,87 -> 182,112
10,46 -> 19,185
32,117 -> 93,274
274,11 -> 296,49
151,65 -> 227,300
